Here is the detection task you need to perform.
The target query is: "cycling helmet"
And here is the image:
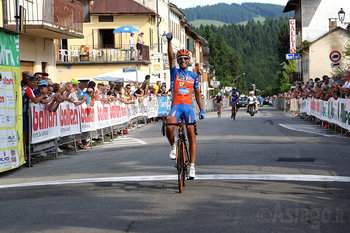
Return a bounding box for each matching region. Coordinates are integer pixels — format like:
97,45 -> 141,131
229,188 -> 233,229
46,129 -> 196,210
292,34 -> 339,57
232,87 -> 237,90
251,84 -> 256,87
217,92 -> 222,96
176,49 -> 190,58
249,91 -> 254,95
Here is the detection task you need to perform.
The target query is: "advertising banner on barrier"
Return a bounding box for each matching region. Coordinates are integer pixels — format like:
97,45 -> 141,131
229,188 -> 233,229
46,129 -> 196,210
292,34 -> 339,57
299,99 -> 306,113
59,102 -> 80,137
293,97 -> 350,131
327,98 -> 339,124
337,98 -> 350,131
95,101 -> 111,129
147,97 -> 158,118
80,102 -> 96,132
110,101 -> 124,126
0,32 -> 24,172
158,96 -> 168,116
31,103 -> 60,143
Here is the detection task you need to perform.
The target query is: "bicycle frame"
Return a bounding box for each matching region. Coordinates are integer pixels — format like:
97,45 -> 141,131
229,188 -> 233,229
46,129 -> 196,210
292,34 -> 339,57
162,118 -> 197,192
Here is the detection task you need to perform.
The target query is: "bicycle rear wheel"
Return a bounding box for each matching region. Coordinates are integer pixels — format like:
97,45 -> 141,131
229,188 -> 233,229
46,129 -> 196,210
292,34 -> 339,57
176,141 -> 185,193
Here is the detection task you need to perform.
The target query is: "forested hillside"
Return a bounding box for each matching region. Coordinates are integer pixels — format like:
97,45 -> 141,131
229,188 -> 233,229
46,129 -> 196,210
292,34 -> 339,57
196,17 -> 289,93
183,3 -> 290,24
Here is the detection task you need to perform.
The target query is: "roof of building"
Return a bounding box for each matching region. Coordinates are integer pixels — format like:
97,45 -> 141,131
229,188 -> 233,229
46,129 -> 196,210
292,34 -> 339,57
169,3 -> 186,17
91,0 -> 157,15
283,0 -> 300,13
184,22 -> 208,45
305,27 -> 348,48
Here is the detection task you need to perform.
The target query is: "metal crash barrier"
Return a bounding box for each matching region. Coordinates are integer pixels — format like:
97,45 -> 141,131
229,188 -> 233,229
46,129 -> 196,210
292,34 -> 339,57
26,97 -> 229,167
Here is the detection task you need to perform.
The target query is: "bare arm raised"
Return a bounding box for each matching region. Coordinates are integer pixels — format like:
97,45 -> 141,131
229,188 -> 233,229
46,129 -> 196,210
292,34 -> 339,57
167,32 -> 175,69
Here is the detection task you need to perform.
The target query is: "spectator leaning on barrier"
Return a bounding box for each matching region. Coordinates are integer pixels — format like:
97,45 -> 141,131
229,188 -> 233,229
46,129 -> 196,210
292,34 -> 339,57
22,76 -> 46,166
154,80 -> 161,94
34,72 -> 43,81
141,75 -> 151,96
72,79 -> 83,96
83,80 -> 96,92
21,71 -> 32,87
321,75 -> 333,90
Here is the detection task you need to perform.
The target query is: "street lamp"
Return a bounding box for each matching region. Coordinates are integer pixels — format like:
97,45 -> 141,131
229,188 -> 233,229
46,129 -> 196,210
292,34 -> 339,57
338,8 -> 345,23
232,72 -> 245,83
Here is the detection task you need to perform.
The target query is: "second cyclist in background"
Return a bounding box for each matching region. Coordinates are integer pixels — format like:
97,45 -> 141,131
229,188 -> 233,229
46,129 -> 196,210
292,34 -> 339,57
215,92 -> 223,118
229,87 -> 239,119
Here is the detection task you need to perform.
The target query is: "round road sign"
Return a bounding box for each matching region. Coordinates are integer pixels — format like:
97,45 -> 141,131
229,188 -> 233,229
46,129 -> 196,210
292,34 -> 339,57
330,51 -> 341,62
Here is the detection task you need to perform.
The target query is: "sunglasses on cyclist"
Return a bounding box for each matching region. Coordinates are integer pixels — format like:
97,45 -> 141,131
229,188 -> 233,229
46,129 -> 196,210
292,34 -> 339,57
177,57 -> 190,61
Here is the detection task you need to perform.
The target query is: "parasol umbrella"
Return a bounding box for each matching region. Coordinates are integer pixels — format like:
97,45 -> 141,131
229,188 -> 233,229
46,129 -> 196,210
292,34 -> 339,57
113,26 -> 139,34
113,26 -> 139,48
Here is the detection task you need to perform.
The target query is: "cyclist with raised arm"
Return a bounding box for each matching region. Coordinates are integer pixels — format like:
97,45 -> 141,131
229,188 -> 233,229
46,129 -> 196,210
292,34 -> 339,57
165,32 -> 204,180
229,87 -> 239,118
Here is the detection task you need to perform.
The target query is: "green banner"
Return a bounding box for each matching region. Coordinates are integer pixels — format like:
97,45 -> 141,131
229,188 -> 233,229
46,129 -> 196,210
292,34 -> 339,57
0,31 -> 24,172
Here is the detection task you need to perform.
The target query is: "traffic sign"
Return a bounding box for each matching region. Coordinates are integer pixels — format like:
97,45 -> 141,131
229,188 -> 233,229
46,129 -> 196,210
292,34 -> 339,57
331,62 -> 341,68
152,53 -> 163,58
329,51 -> 341,62
123,67 -> 137,72
286,53 -> 300,60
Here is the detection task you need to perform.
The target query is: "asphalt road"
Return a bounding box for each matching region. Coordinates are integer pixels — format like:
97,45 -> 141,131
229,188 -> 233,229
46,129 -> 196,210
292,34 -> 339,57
1,107 -> 350,233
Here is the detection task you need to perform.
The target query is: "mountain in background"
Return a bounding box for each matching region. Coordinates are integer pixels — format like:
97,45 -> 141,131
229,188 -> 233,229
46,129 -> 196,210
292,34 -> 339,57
182,3 -> 291,25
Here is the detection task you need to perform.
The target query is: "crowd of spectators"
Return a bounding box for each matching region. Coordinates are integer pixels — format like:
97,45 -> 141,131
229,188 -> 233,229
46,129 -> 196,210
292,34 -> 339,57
283,70 -> 350,101
21,71 -> 171,166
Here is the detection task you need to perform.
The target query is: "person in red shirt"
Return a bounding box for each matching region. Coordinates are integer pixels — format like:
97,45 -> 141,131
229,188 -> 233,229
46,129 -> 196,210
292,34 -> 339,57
22,76 -> 46,166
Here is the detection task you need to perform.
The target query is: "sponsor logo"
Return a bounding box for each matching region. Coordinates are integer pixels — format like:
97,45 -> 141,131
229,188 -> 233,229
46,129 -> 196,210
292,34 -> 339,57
81,105 -> 95,123
32,106 -> 59,131
3,77 -> 13,86
179,82 -> 185,87
178,88 -> 190,95
11,149 -> 16,163
340,103 -> 350,125
60,104 -> 79,126
97,103 -> 110,121
0,48 -> 16,66
0,96 -> 4,103
8,135 -> 16,143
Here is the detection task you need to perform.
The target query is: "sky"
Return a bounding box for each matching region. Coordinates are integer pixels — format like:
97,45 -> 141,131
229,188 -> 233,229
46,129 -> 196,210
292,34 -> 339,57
170,0 -> 289,9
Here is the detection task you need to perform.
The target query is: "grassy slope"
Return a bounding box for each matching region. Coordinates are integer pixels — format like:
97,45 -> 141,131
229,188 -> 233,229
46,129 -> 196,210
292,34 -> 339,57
190,19 -> 228,27
190,17 -> 266,27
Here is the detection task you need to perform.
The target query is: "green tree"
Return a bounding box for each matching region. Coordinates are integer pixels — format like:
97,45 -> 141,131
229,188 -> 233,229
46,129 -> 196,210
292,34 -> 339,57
277,60 -> 295,92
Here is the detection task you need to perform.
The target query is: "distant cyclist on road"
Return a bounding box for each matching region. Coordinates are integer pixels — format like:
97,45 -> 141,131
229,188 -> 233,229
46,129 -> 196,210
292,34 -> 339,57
165,32 -> 204,179
229,87 -> 239,118
215,92 -> 223,118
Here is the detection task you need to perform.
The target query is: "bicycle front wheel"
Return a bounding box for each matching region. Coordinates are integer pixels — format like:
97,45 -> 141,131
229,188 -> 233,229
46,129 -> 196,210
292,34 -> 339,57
232,105 -> 236,120
176,141 -> 185,193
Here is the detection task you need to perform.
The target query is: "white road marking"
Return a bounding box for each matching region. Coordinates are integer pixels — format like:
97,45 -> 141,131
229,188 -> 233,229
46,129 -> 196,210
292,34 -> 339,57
279,124 -> 343,138
1,174 -> 350,189
102,137 -> 148,148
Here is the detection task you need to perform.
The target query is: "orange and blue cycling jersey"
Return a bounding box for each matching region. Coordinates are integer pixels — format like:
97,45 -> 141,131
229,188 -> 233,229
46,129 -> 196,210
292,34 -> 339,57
168,67 -> 199,124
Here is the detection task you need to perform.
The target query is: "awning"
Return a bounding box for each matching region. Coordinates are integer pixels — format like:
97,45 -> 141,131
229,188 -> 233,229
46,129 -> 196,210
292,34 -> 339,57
94,69 -> 159,83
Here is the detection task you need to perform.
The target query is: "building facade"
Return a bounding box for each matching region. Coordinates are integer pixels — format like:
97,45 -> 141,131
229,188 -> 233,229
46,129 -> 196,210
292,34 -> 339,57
302,27 -> 349,80
55,0 -> 158,85
6,0 -> 84,78
284,0 -> 350,81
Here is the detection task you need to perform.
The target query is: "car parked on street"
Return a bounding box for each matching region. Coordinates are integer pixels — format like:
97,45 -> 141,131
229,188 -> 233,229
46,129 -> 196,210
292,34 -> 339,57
238,97 -> 248,107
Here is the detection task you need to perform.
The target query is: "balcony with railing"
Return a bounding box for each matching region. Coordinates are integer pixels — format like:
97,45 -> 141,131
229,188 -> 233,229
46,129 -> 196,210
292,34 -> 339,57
7,0 -> 83,39
57,44 -> 150,64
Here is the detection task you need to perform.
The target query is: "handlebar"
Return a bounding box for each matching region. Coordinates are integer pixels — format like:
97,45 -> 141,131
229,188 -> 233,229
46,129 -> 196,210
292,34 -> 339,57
162,120 -> 198,136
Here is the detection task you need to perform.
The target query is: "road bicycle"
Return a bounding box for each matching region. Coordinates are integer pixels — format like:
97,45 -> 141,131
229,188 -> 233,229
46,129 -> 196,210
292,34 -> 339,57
162,117 -> 197,193
217,103 -> 222,118
231,102 -> 238,120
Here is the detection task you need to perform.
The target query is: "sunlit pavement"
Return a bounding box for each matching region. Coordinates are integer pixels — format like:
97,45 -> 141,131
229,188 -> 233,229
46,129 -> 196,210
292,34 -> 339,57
1,107 -> 349,233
